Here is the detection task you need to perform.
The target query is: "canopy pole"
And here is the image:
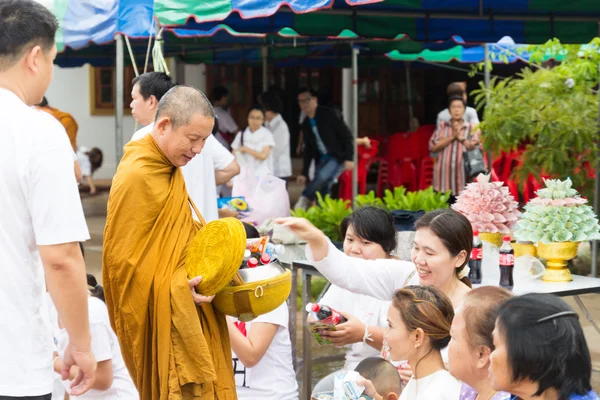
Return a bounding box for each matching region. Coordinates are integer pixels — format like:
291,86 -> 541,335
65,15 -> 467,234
352,45 -> 359,208
262,46 -> 268,92
592,23 -> 600,278
484,43 -> 493,172
404,61 -> 414,127
115,33 -> 124,165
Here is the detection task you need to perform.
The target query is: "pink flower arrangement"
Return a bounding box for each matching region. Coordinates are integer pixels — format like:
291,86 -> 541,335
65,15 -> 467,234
452,173 -> 520,234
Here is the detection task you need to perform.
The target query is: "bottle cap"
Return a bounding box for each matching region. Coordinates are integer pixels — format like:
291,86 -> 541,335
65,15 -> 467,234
310,303 -> 321,312
260,253 -> 271,265
503,235 -> 511,242
243,249 -> 251,258
473,229 -> 479,236
247,257 -> 259,268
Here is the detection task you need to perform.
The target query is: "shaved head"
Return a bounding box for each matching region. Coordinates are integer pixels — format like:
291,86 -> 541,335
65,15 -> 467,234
155,85 -> 215,130
355,358 -> 402,398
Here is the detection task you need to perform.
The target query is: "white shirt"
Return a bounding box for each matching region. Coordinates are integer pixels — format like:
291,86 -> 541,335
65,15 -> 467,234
0,89 -> 90,397
265,114 -> 292,178
214,106 -> 239,134
129,124 -> 235,222
76,147 -> 92,179
320,285 -> 390,370
48,295 -> 139,399
232,304 -> 298,400
232,126 -> 276,177
436,106 -> 480,126
399,370 -> 461,400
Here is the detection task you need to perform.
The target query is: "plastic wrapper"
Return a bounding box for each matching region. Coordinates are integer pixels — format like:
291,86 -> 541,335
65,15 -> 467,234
333,371 -> 366,400
513,255 -> 545,283
246,236 -> 268,255
306,304 -> 345,346
218,196 -> 251,214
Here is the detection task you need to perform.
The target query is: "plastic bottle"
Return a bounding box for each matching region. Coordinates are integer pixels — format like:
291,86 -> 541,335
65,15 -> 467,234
264,243 -> 285,260
306,303 -> 347,324
469,230 -> 483,284
247,257 -> 259,269
499,236 -> 515,290
259,253 -> 271,265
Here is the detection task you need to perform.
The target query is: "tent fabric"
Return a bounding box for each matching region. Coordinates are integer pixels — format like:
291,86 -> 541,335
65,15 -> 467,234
159,0 -> 600,44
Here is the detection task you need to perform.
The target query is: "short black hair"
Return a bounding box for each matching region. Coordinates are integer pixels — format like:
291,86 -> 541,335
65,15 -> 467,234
243,223 -> 260,239
87,274 -> 105,303
260,91 -> 283,114
212,85 -> 229,102
355,358 -> 402,397
87,148 -> 104,174
38,96 -> 49,107
448,95 -> 466,108
497,293 -> 592,399
340,207 -> 398,255
297,87 -> 317,98
132,72 -> 174,102
0,0 -> 58,70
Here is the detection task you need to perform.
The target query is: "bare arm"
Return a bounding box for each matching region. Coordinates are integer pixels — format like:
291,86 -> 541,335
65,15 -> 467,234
227,318 -> 278,368
215,159 -> 240,186
85,176 -> 96,195
239,145 -> 272,161
74,161 -> 82,183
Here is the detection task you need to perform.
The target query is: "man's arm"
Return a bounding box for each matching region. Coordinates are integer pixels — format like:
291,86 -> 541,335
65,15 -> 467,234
74,160 -> 82,183
215,159 -> 240,186
330,110 -> 354,162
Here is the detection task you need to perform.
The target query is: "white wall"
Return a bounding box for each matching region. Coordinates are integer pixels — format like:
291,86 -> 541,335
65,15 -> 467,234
46,63 -> 208,180
46,65 -> 136,179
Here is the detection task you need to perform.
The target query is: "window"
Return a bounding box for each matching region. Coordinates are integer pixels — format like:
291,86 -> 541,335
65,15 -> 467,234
89,66 -> 138,115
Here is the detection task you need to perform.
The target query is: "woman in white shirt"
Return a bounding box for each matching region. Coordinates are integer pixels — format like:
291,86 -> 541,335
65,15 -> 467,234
260,92 -> 292,179
48,275 -> 138,399
360,286 -> 461,400
231,107 -> 275,177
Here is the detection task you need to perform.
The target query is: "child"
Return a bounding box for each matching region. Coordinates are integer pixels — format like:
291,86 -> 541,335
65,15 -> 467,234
48,274 -> 138,399
227,225 -> 298,400
231,107 -> 275,177
76,147 -> 103,194
355,358 -> 402,400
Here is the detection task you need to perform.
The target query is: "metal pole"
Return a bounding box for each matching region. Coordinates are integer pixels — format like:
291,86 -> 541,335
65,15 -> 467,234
351,46 -> 359,208
262,46 -> 268,92
404,62 -> 414,126
484,43 -> 493,171
115,34 -> 124,165
592,24 -> 600,277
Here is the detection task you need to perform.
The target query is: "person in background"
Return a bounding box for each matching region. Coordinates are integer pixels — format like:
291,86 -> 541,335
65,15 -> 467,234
490,294 -> 598,400
429,96 -> 481,197
213,85 -> 239,149
436,82 -> 480,126
294,87 -> 354,210
231,107 -> 275,177
38,96 -> 78,151
129,72 -> 174,137
48,274 -> 139,399
0,1 -> 96,398
448,286 -> 512,400
355,358 -> 402,400
227,227 -> 298,400
76,147 -> 103,195
260,91 -> 292,181
358,286 -> 461,400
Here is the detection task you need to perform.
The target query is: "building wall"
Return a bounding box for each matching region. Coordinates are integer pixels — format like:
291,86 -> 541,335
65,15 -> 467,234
46,62 -> 207,180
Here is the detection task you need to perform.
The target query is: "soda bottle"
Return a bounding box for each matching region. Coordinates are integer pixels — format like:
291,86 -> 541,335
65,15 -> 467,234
469,230 -> 483,284
306,303 -> 347,324
259,253 -> 271,265
499,236 -> 514,290
247,257 -> 259,268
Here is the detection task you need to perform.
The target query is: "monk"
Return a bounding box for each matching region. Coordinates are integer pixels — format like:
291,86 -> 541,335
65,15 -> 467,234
102,86 -> 236,400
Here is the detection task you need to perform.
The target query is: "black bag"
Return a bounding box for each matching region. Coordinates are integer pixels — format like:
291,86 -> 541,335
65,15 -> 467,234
391,210 -> 426,232
463,147 -> 487,178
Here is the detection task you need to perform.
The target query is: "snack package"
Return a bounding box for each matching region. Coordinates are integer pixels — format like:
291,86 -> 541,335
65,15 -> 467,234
218,196 -> 251,213
333,371 -> 366,400
306,303 -> 346,346
246,236 -> 268,255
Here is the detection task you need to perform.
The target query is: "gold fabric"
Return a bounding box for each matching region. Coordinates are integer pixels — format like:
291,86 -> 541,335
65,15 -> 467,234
102,134 -> 236,400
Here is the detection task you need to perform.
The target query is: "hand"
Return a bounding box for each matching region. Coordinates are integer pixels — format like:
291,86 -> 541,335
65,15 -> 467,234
238,146 -> 248,154
219,207 -> 239,219
397,362 -> 413,384
188,276 -> 215,306
319,311 -> 364,346
343,161 -> 354,171
355,376 -> 383,400
297,175 -> 307,185
89,188 -> 97,195
360,137 -> 372,149
62,344 -> 96,396
275,217 -> 324,243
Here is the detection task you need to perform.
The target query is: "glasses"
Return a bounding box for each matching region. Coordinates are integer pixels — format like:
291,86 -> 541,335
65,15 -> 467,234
298,96 -> 313,104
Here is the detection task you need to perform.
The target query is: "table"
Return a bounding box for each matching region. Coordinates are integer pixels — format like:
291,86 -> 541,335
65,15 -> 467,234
292,258 -> 600,400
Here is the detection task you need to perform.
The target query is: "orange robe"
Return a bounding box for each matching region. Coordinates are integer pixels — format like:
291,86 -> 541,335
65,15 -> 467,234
39,105 -> 78,151
102,134 -> 236,399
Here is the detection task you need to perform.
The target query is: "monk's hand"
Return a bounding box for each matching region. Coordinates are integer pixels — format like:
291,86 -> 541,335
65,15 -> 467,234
62,343 -> 96,396
189,276 -> 215,305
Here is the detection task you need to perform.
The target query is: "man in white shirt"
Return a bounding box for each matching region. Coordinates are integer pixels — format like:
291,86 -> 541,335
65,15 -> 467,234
436,82 -> 480,126
129,72 -> 174,132
260,92 -> 292,179
0,1 -> 96,398
212,85 -> 239,149
130,86 -> 240,222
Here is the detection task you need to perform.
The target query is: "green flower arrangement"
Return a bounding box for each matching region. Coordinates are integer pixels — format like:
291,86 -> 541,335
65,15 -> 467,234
514,178 -> 600,243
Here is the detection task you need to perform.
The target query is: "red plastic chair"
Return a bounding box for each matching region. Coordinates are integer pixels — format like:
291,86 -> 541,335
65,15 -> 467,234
418,157 -> 434,190
338,139 -> 380,201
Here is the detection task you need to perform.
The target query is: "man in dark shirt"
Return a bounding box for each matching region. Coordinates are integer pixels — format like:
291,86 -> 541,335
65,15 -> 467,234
294,88 -> 354,209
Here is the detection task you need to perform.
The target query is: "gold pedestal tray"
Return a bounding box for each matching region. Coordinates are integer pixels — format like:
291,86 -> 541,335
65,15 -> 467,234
536,242 -> 579,283
511,242 -> 537,258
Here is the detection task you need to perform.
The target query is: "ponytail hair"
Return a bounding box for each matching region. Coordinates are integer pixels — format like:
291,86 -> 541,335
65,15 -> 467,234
87,274 -> 105,303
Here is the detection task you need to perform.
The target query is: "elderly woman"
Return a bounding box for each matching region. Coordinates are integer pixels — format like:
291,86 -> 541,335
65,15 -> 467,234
429,96 -> 481,196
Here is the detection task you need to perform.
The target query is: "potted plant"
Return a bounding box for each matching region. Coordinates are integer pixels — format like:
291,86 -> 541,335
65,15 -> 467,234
514,178 -> 600,282
291,193 -> 351,244
452,174 -> 520,247
356,187 -> 451,213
